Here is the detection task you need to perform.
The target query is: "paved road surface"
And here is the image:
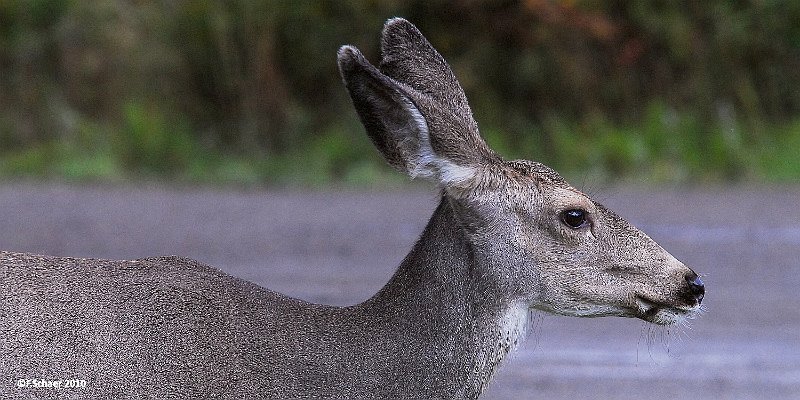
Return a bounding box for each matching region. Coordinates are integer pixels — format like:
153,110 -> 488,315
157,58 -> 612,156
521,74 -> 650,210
1,182 -> 798,399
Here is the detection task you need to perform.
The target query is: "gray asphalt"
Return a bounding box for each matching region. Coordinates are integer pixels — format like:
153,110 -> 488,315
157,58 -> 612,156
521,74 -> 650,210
1,182 -> 798,399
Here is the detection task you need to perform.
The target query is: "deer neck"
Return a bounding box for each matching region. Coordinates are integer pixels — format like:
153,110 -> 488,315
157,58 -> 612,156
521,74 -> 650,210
359,194 -> 529,396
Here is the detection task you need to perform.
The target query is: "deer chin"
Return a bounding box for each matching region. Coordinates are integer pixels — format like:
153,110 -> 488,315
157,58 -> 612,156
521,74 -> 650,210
530,300 -> 636,320
634,296 -> 700,325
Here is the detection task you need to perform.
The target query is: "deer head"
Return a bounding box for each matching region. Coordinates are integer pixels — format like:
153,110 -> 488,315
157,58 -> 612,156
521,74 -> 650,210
338,18 -> 704,327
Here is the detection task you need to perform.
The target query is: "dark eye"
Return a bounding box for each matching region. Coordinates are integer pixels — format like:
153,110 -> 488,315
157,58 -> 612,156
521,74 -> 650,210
561,209 -> 588,229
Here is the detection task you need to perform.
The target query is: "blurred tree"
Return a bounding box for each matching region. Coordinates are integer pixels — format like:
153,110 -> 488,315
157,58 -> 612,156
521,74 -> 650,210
0,0 -> 798,182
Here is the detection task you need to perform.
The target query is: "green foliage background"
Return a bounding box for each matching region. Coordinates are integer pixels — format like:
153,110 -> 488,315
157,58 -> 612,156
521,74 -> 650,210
1,0 -> 799,185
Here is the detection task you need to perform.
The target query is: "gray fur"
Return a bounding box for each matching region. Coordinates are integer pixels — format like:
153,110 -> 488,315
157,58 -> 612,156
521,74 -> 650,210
0,18 -> 703,399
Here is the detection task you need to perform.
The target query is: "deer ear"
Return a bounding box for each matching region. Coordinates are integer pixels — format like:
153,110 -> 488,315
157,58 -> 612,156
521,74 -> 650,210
379,18 -> 472,120
337,46 -> 426,175
338,46 -> 478,186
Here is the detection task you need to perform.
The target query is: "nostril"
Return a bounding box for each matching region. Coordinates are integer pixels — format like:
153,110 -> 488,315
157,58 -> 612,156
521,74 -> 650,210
685,273 -> 705,303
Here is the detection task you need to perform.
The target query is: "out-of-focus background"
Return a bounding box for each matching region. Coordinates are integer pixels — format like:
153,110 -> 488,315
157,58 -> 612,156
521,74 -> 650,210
1,0 -> 799,186
2,2 -> 800,399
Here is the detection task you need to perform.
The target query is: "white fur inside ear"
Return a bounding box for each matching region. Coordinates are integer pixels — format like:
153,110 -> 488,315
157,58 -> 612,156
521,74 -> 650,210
403,101 -> 477,187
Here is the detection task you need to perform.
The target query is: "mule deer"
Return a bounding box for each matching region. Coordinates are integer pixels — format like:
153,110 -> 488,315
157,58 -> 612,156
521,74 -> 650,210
0,18 -> 704,399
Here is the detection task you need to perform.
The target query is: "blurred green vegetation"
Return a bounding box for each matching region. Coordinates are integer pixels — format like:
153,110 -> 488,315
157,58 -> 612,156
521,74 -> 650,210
1,0 -> 799,186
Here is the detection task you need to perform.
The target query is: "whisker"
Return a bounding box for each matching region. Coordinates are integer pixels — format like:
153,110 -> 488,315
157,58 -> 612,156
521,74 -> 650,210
525,310 -> 545,355
636,321 -> 648,365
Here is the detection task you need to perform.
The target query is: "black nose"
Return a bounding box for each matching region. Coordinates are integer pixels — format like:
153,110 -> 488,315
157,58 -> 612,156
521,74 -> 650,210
685,272 -> 705,304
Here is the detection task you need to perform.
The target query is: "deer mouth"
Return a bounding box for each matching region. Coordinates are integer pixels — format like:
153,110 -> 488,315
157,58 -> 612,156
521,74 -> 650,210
634,296 -> 697,325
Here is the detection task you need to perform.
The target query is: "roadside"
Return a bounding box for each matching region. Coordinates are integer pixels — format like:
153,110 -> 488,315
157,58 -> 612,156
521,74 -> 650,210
1,182 -> 798,399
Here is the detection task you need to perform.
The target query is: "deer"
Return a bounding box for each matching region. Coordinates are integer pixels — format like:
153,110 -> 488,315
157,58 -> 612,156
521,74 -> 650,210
0,18 -> 704,399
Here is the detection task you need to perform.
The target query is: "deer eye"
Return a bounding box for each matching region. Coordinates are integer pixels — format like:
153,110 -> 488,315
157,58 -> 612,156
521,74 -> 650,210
560,209 -> 588,229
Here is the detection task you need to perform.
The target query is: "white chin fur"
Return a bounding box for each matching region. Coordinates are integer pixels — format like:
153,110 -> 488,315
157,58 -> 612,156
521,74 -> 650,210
636,298 -> 701,325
